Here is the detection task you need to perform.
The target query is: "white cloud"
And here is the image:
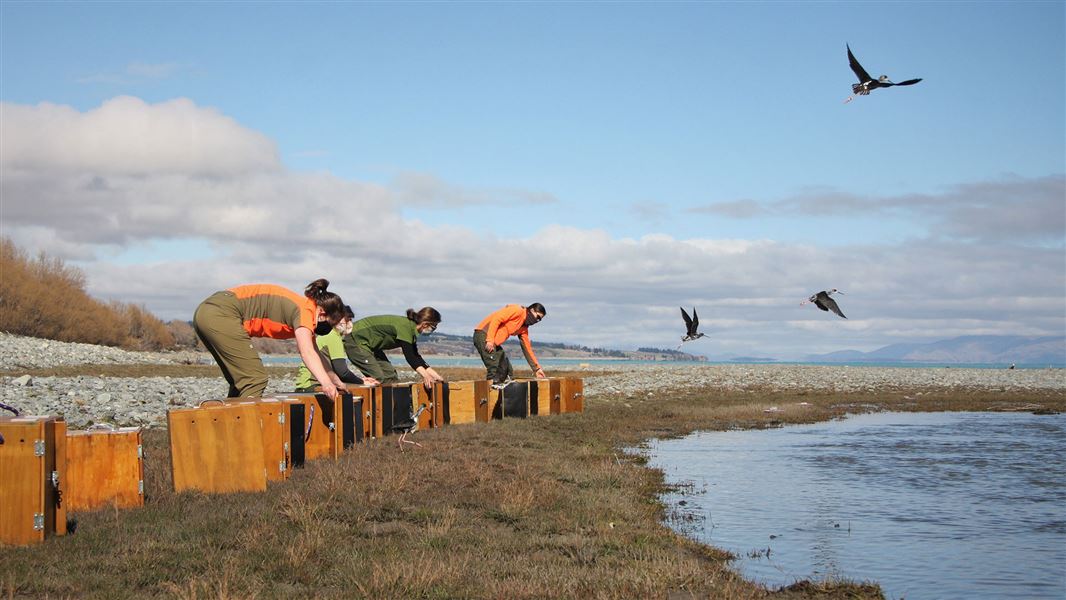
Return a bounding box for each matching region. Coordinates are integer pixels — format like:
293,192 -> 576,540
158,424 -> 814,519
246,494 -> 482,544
390,171 -> 557,208
2,96 -> 1062,358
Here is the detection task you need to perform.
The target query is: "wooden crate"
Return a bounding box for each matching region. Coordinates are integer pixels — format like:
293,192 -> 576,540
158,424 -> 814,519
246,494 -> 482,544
560,377 -> 585,413
415,384 -> 444,429
269,394 -> 336,460
379,383 -> 417,437
0,416 -> 67,545
528,378 -> 561,416
223,398 -> 305,481
65,425 -> 144,512
167,403 -> 267,494
434,380 -> 490,425
344,386 -> 378,441
492,381 -> 532,419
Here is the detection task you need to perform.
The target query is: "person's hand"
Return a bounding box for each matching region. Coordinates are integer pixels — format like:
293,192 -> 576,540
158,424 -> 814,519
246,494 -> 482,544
485,342 -> 496,352
362,376 -> 380,386
321,382 -> 340,400
534,368 -> 546,378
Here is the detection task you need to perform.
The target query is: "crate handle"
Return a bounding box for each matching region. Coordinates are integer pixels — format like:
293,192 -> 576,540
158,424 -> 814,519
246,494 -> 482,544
197,399 -> 226,408
0,401 -> 20,417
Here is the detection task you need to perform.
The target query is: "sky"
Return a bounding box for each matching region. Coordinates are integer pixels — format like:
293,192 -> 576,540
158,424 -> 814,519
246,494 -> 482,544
1,1 -> 1063,360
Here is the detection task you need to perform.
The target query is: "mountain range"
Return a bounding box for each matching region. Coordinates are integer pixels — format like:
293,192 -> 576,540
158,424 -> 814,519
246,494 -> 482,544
803,335 -> 1066,366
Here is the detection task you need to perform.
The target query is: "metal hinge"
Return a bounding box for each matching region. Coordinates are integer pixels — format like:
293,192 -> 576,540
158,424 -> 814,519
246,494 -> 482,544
138,480 -> 144,495
283,442 -> 289,453
278,412 -> 285,424
137,444 -> 144,459
33,513 -> 44,530
279,460 -> 287,474
34,439 -> 45,456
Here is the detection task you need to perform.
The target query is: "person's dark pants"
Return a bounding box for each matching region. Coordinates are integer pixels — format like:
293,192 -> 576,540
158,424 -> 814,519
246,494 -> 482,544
193,291 -> 268,398
347,343 -> 399,383
473,329 -> 513,384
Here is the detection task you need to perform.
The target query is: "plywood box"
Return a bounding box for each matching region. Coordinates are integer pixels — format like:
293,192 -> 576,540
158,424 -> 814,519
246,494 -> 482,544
65,425 -> 143,511
434,380 -> 490,425
223,398 -> 306,481
492,381 -> 532,419
167,403 -> 267,494
0,416 -> 67,545
379,384 -> 416,437
415,384 -> 444,429
527,378 -> 561,416
269,394 -> 332,460
344,386 -> 378,441
560,377 -> 585,413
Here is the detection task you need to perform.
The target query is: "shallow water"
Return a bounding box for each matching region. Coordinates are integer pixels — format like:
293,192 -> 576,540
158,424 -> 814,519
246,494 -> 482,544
643,411 -> 1066,600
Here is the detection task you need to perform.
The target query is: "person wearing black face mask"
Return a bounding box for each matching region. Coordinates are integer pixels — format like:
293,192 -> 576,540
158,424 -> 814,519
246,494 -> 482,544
343,307 -> 445,389
193,279 -> 349,399
473,303 -> 547,387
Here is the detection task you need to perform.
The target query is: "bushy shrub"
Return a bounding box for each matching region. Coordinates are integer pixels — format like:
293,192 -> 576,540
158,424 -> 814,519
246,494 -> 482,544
0,237 -> 177,349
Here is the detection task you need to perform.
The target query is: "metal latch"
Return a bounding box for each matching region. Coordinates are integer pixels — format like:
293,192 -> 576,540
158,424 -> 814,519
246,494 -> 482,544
279,460 -> 287,474
278,412 -> 285,424
328,422 -> 336,431
137,444 -> 144,459
34,439 -> 45,456
139,480 -> 144,495
33,513 -> 44,530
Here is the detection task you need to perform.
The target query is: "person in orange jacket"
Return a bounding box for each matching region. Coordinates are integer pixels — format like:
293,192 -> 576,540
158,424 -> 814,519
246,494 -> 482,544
473,303 -> 547,387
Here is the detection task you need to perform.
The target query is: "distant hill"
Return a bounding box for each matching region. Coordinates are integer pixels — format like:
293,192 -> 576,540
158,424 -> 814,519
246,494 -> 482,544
416,334 -> 706,362
805,335 -> 1066,365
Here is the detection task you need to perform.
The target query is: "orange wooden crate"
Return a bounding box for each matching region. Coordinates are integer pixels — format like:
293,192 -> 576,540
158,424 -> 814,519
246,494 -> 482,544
434,380 -> 490,425
344,385 -> 379,441
527,378 -> 561,416
65,426 -> 144,512
222,398 -> 304,482
0,416 -> 67,545
492,381 -> 533,419
560,377 -> 585,413
415,384 -> 444,430
167,403 -> 267,494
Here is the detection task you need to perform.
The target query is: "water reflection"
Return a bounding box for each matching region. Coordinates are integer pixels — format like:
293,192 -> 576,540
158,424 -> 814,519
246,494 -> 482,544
643,412 -> 1066,600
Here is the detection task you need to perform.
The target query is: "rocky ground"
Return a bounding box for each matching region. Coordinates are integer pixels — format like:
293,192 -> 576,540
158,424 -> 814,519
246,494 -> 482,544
2,332 -> 1063,429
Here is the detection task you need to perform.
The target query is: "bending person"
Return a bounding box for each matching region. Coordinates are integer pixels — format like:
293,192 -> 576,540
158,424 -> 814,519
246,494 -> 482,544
193,279 -> 348,399
343,307 -> 445,388
473,303 -> 546,387
294,305 -> 380,392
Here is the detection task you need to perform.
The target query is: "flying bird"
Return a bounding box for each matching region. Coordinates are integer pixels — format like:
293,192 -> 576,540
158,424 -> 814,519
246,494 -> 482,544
802,289 -> 847,319
392,404 -> 428,451
844,44 -> 922,103
677,307 -> 707,350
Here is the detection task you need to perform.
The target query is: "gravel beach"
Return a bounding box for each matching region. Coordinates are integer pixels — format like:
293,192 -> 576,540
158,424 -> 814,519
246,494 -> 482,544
2,332 -> 1063,429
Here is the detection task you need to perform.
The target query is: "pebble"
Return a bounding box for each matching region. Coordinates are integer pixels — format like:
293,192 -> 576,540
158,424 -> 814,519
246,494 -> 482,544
2,333 -> 1064,429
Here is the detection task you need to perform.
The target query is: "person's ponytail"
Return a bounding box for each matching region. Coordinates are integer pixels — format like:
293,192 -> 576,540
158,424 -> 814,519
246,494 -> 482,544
304,279 -> 345,321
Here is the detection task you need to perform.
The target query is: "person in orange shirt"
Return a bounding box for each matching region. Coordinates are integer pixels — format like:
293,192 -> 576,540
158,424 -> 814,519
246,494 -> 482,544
192,278 -> 349,399
473,303 -> 547,387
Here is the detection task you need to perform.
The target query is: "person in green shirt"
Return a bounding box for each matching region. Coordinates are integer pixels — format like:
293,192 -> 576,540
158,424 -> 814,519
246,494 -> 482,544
344,307 -> 445,388
293,305 -> 380,392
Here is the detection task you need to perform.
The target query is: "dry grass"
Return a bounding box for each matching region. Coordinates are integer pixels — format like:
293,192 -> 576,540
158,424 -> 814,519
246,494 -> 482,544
2,373 -> 1062,599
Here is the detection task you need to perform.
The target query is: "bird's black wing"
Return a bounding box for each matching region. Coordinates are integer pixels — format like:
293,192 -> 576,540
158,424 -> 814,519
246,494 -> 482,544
847,44 -> 872,83
823,296 -> 847,319
680,306 -> 693,332
894,78 -> 922,86
690,308 -> 700,335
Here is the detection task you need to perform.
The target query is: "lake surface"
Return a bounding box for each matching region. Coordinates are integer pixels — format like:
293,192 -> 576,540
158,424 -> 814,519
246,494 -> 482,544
642,411 -> 1066,600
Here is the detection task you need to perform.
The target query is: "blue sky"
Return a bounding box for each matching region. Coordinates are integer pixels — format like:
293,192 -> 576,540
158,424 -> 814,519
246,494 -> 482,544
2,1 -> 1063,359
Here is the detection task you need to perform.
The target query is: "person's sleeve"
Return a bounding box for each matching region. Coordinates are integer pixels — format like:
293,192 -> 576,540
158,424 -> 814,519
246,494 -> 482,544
330,357 -> 364,384
519,331 -> 540,370
398,340 -> 429,370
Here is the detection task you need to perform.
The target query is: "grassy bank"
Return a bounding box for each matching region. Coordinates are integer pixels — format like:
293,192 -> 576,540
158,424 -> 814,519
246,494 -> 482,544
2,369 -> 1062,599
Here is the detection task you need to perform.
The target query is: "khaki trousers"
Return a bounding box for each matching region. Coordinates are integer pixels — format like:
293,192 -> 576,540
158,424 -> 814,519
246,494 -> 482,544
193,291 -> 268,398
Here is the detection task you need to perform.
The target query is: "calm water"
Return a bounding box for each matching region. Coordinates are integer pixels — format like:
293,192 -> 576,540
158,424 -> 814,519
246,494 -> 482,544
643,412 -> 1066,600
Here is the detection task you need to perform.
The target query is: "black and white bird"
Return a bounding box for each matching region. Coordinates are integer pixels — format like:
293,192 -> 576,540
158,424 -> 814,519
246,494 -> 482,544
393,404 -> 428,450
802,289 -> 847,319
844,44 -> 922,103
677,307 -> 707,350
